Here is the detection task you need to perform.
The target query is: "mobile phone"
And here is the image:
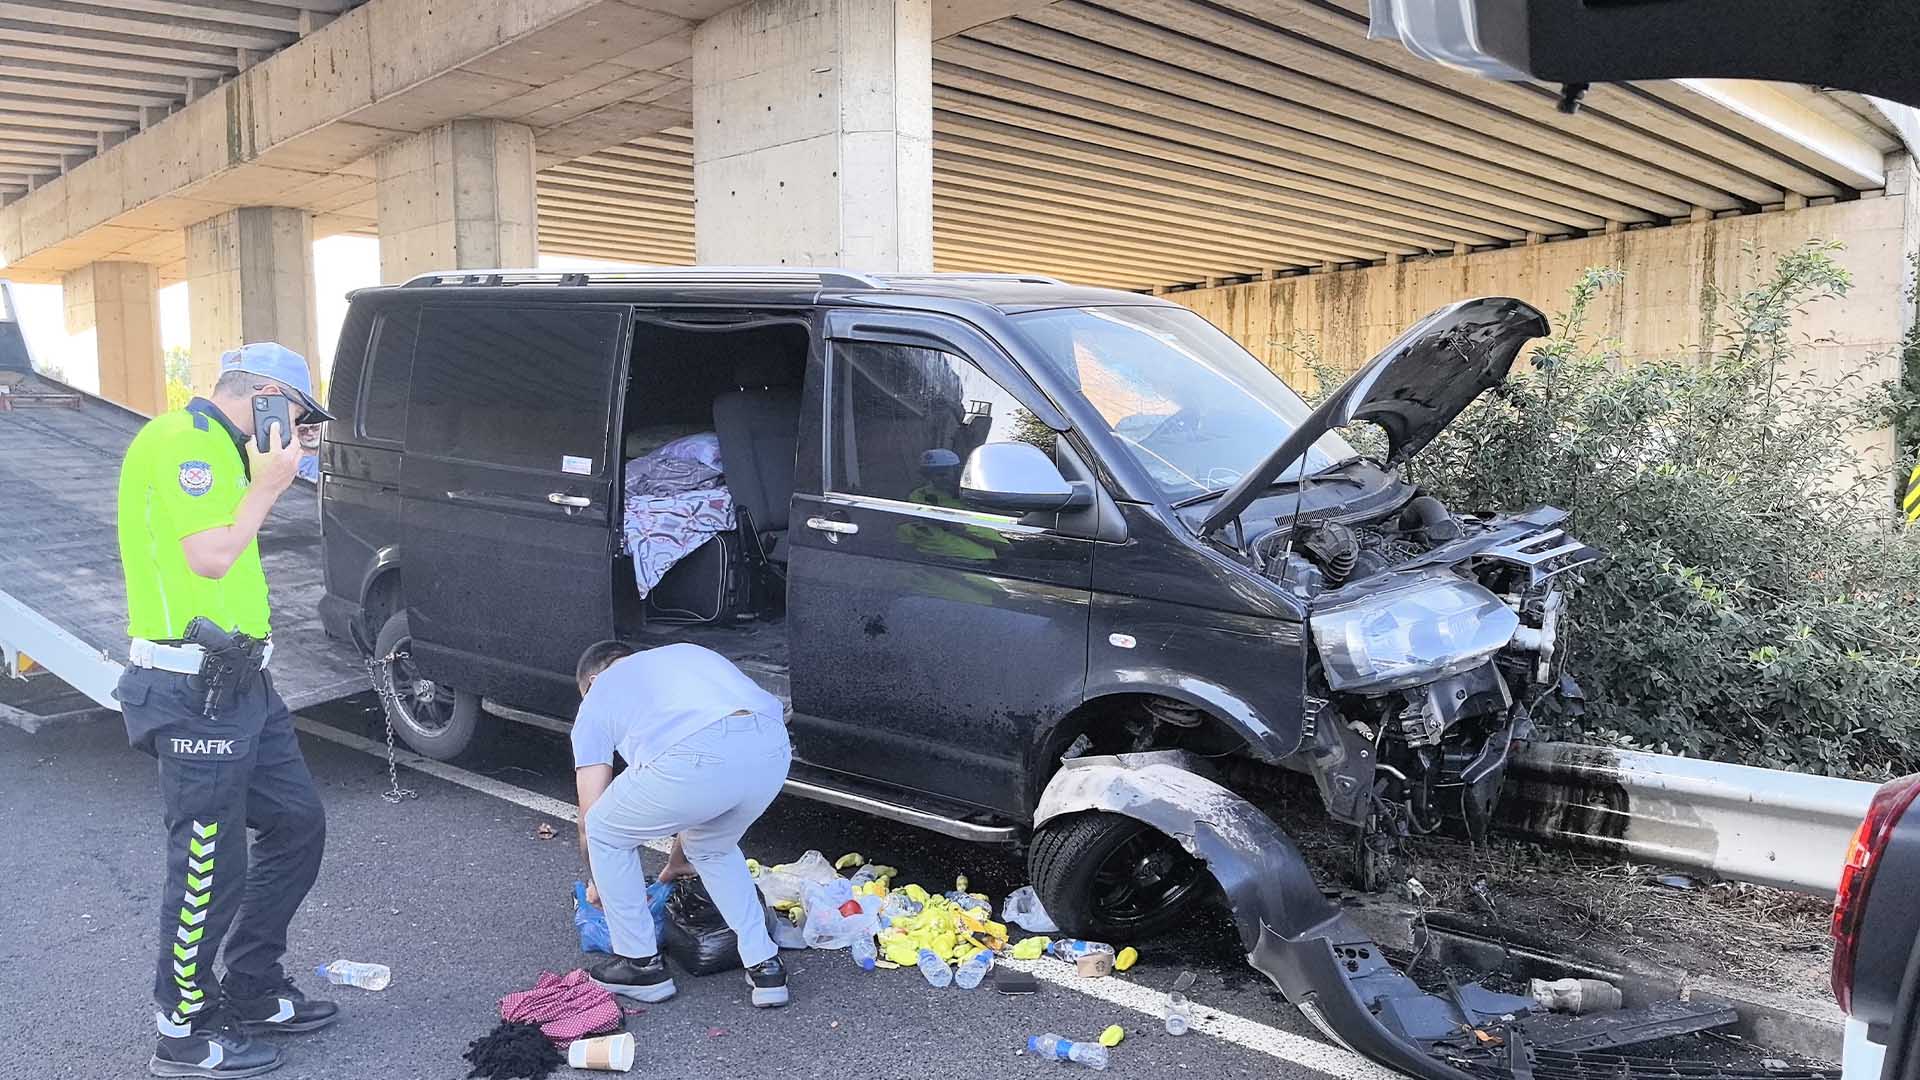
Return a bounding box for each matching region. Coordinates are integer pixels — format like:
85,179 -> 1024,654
993,969 -> 1038,995
254,394 -> 294,452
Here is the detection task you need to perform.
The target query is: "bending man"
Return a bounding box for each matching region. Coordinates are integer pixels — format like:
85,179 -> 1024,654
572,641 -> 793,1007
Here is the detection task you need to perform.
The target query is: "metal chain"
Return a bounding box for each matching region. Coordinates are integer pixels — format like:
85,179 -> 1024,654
365,648 -> 419,805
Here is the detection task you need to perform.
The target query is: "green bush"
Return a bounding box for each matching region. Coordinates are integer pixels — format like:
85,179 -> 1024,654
1350,243 -> 1920,779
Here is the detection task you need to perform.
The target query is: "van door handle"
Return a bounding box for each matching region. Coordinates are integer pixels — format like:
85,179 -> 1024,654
805,517 -> 859,535
547,492 -> 591,508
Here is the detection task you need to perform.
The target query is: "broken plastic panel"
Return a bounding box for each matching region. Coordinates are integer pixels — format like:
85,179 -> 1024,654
1034,753 -> 1749,1080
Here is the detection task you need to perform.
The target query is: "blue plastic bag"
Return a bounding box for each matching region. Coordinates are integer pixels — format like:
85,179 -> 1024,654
573,880 -> 675,955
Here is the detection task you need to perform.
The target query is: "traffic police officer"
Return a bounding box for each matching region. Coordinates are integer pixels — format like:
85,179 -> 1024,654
116,343 -> 336,1078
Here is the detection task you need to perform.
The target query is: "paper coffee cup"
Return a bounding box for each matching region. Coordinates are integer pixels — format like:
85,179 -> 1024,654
1075,952 -> 1114,978
568,1032 -> 635,1072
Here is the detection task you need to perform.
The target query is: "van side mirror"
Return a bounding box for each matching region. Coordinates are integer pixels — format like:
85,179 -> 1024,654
960,442 -> 1093,514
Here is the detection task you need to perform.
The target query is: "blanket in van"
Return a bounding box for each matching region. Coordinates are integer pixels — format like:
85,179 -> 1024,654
622,433 -> 736,597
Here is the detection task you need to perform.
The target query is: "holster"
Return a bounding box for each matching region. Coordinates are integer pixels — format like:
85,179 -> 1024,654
183,618 -> 267,712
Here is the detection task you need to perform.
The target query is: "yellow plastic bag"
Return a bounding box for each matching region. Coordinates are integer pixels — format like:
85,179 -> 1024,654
1010,936 -> 1050,960
1099,1025 -> 1125,1047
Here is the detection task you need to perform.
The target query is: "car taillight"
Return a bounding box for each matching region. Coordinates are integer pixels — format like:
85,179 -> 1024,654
1832,773 -> 1920,1012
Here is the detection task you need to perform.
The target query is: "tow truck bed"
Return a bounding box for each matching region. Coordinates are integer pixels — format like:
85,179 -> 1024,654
0,366 -> 367,724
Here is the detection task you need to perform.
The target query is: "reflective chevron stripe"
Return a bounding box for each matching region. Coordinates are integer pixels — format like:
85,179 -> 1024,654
171,820 -> 218,1026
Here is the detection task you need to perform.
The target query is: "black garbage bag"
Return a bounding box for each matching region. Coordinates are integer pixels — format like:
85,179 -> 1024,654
661,877 -> 776,976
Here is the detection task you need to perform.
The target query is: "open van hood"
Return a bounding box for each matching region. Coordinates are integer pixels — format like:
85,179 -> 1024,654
1199,297 -> 1548,538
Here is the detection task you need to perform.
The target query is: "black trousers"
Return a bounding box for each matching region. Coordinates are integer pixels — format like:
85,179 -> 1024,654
117,665 -> 327,1030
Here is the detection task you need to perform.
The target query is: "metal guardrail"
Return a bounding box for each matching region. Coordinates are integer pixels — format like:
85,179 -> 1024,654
1503,740 -> 1877,896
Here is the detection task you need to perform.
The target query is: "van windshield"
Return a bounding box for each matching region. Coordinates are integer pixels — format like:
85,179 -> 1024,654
1010,305 -> 1357,502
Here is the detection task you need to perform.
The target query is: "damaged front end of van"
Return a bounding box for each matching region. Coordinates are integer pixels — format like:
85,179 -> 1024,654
1196,297 -> 1600,890
1032,299 -> 1616,1077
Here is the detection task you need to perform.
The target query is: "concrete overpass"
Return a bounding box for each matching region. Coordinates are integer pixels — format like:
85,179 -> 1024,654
0,0 -> 1914,423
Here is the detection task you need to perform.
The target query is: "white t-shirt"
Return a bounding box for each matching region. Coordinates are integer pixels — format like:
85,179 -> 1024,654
570,643 -> 783,769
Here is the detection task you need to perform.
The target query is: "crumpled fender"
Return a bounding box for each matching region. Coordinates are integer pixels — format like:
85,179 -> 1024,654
1036,752 -> 1478,1080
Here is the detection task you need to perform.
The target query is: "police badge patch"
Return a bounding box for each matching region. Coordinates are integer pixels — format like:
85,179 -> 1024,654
179,460 -> 213,496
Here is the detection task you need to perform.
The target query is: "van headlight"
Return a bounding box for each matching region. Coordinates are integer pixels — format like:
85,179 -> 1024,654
1310,577 -> 1519,693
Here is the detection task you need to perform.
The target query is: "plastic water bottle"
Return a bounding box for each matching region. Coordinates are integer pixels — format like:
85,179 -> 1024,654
1164,991 -> 1194,1035
916,948 -> 953,988
1046,939 -> 1115,961
880,893 -> 923,922
316,960 -> 390,991
850,935 -> 878,972
1027,1034 -> 1109,1070
953,948 -> 994,989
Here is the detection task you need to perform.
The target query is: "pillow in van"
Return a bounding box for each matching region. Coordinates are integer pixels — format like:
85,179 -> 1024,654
652,431 -> 724,472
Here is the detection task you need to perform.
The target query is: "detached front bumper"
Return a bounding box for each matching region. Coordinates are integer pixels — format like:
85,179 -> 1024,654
1036,752 -> 1493,1080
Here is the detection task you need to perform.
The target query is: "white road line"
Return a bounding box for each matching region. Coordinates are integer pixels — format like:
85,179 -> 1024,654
295,715 -> 1391,1080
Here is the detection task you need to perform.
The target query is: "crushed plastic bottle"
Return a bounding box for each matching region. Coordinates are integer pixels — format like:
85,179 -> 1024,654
943,890 -> 990,914
1047,939 -> 1114,960
1027,1034 -> 1109,1070
850,934 -> 878,972
880,892 -> 923,922
916,948 -> 954,988
316,960 -> 390,991
954,948 -> 994,989
1530,977 -> 1622,1015
1165,971 -> 1198,1035
850,863 -> 897,887
1164,993 -> 1194,1035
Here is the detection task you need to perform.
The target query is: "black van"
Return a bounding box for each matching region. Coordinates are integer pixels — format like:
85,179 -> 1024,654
318,267 -> 1595,937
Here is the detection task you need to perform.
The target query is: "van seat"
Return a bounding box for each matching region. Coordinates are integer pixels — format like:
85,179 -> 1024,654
712,359 -> 801,562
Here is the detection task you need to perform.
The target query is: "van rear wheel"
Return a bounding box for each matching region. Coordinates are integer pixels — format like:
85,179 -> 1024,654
1029,811 -> 1214,942
371,610 -> 492,761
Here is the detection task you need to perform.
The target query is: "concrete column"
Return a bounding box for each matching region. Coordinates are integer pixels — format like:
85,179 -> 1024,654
692,0 -> 933,270
186,207 -> 318,389
62,261 -> 164,415
375,119 -> 538,283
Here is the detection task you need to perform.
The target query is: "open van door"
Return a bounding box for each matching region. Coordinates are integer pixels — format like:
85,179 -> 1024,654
397,301 -> 628,716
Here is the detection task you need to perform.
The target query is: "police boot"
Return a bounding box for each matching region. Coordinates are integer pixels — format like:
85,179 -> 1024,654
149,1010 -> 283,1078
223,973 -> 340,1035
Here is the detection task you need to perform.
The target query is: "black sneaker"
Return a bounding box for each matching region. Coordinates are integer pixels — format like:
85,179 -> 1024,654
223,975 -> 339,1035
149,1011 -> 283,1078
744,956 -> 790,1008
590,954 -> 677,1003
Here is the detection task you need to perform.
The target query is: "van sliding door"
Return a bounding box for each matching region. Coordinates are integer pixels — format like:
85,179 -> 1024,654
398,302 -> 628,716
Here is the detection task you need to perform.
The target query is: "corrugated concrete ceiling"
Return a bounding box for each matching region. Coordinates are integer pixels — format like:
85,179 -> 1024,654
536,0 -> 1907,290
0,0 -> 364,199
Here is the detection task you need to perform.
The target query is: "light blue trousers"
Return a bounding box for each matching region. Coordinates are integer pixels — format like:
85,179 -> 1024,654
586,711 -> 791,966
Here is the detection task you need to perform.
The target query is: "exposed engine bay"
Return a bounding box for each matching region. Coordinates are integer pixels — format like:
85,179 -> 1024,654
1259,494 -> 1600,891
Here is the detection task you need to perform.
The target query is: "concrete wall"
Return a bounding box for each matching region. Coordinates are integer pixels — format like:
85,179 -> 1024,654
1174,197 -> 1913,402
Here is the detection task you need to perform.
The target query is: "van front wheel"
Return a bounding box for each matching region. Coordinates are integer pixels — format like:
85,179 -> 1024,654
370,610 -> 492,761
1029,812 -> 1214,942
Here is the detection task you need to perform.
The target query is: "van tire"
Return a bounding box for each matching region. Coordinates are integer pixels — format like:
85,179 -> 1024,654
371,610 -> 493,761
1029,811 -> 1214,942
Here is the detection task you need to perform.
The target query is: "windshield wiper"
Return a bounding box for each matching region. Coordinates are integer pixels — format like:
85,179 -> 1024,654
1173,458 -> 1356,510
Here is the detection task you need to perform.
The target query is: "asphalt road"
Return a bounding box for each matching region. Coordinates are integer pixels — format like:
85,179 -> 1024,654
0,694 -> 1379,1080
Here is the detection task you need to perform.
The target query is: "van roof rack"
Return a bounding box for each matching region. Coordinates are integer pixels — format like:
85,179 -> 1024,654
398,266 -> 1067,290
873,272 -> 1066,286
399,266 -> 884,290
